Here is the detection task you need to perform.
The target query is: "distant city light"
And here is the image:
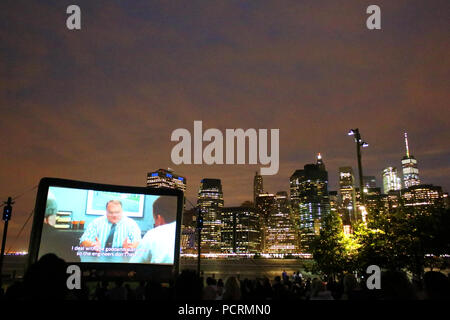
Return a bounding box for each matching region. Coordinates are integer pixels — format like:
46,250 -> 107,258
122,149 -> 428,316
6,251 -> 28,256
180,253 -> 312,259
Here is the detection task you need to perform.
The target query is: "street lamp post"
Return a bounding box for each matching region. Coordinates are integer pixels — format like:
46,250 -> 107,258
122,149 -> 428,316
0,197 -> 13,278
348,129 -> 369,221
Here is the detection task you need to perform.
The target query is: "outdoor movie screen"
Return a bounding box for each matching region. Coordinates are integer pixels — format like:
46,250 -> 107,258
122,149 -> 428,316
35,182 -> 181,265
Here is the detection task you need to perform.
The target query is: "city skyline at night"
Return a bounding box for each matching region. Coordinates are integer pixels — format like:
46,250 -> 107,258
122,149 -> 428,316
1,1 -> 449,255
175,136 -> 448,255
2,129 -> 449,252
1,0 -> 450,305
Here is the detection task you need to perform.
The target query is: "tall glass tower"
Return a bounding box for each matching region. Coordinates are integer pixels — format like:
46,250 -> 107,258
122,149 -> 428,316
255,193 -> 276,253
197,178 -> 224,253
401,132 -> 420,188
382,167 -> 402,194
253,171 -> 264,204
290,154 -> 330,251
339,167 -> 357,223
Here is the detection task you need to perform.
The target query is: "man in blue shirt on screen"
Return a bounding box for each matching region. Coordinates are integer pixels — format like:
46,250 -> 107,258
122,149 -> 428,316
80,199 -> 141,252
130,196 -> 177,264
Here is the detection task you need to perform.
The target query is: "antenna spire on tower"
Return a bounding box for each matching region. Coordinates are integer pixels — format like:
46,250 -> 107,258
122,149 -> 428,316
404,132 -> 410,157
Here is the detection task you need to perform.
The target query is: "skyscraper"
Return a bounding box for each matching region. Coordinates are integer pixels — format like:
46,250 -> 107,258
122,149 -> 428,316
265,191 -> 297,254
402,132 -> 420,188
382,167 -> 402,194
290,154 -> 330,251
339,167 -> 356,223
180,227 -> 197,254
197,179 -> 224,253
328,191 -> 339,213
253,171 -> 264,204
221,206 -> 261,254
180,207 -> 197,253
147,168 -> 186,192
255,193 -> 276,253
316,153 -> 325,171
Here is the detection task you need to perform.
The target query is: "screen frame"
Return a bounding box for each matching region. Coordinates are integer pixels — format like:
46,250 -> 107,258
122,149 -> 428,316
28,177 -> 184,281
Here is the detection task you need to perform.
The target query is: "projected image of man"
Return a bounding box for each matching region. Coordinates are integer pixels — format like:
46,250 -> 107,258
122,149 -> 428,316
130,197 -> 177,264
80,200 -> 141,251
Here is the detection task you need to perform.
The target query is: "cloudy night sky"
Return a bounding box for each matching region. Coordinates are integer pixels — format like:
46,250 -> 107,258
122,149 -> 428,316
1,0 -> 449,251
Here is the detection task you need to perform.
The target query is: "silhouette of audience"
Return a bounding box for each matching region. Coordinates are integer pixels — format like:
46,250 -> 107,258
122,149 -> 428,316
2,253 -> 449,301
22,253 -> 68,300
423,271 -> 450,300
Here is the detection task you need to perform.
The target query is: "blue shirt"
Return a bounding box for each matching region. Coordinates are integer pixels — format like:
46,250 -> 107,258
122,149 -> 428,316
80,215 -> 141,248
130,222 -> 176,264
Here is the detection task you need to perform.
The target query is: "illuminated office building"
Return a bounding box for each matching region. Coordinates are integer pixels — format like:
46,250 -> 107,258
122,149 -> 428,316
180,226 -> 197,253
255,193 -> 276,252
221,207 -> 261,253
254,171 -> 264,204
197,179 -> 224,253
382,167 -> 402,194
147,168 -> 186,192
339,167 -> 356,223
255,193 -> 276,220
401,184 -> 444,209
401,133 -> 421,188
290,154 -> 330,251
265,192 -> 297,253
329,191 -> 339,213
180,207 -> 196,253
